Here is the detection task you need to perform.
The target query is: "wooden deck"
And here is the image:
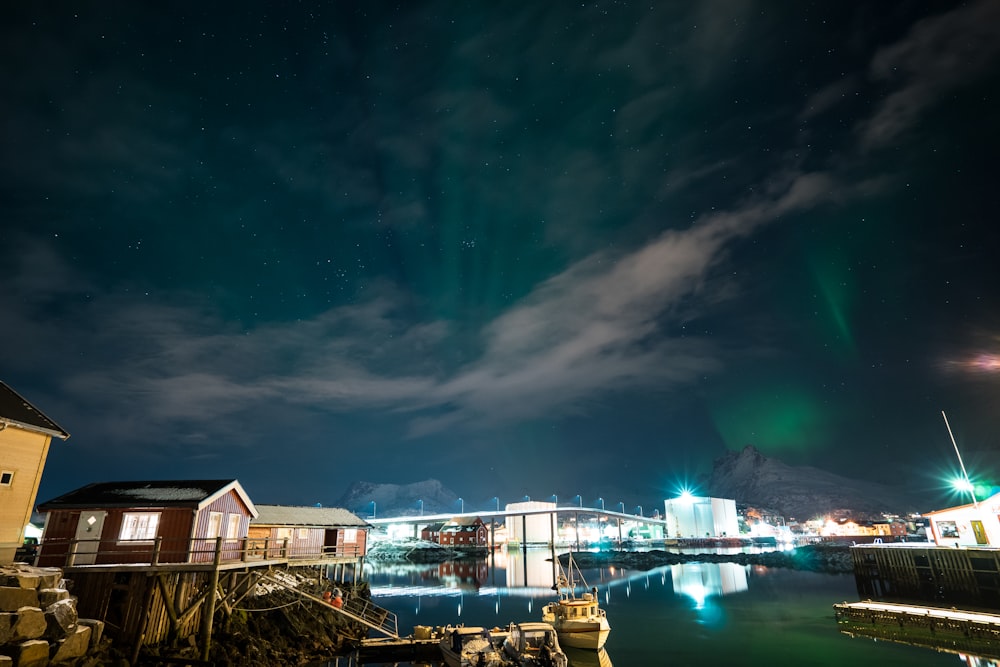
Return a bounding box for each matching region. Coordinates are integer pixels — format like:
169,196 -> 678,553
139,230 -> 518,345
834,599 -> 1000,660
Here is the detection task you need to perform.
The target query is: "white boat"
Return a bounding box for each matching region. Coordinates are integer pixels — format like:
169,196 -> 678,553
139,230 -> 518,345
541,554 -> 611,650
501,622 -> 568,667
438,625 -> 508,667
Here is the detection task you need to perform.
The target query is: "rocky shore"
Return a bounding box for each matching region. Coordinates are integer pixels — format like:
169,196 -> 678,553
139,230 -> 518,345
562,544 -> 855,574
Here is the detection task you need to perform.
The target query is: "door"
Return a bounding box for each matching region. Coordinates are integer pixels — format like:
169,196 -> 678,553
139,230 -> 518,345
73,511 -> 107,565
971,519 -> 989,545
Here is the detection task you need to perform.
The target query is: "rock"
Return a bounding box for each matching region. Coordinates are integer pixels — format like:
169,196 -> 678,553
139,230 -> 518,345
0,586 -> 39,612
77,619 -> 104,649
0,611 -> 13,643
12,606 -> 46,641
13,639 -> 49,667
39,588 -> 70,607
50,624 -> 92,664
45,598 -> 78,639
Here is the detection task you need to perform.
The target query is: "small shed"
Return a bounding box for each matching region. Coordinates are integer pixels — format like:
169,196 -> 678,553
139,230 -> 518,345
439,516 -> 489,547
36,479 -> 258,566
249,505 -> 368,559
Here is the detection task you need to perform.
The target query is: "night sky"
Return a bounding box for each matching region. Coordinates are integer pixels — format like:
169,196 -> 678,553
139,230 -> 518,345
3,2 -> 1000,514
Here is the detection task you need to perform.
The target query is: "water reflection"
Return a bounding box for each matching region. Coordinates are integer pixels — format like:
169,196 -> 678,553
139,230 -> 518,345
355,549 -> 955,666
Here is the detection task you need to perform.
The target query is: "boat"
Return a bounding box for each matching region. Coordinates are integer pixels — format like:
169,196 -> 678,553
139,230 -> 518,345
501,622 -> 568,667
438,624 -> 508,667
541,554 -> 611,650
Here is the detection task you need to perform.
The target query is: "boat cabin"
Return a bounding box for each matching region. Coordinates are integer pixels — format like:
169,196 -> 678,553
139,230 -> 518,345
36,479 -> 257,566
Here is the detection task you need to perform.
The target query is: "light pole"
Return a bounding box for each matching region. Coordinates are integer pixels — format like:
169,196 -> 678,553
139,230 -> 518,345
493,496 -> 500,511
599,497 -> 605,511
618,501 -> 625,513
370,501 -> 376,520
635,505 -> 642,517
575,494 -> 583,508
458,497 -> 464,514
418,499 -> 423,516
551,494 -> 558,506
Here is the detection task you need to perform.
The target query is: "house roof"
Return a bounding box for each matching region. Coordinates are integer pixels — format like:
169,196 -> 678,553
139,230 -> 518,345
0,381 -> 70,440
37,479 -> 258,517
251,504 -> 367,528
422,522 -> 445,532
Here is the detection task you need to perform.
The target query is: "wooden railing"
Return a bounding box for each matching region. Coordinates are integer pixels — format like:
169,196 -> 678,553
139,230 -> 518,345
38,535 -> 365,568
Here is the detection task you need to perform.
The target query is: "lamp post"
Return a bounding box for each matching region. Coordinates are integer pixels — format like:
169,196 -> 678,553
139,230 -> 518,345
418,499 -> 423,516
635,505 -> 642,517
370,501 -> 376,520
493,496 -> 500,511
523,495 -> 531,502
458,497 -> 464,514
618,501 -> 625,513
599,497 -> 605,511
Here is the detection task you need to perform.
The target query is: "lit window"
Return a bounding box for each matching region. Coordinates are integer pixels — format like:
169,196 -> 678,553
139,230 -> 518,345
226,514 -> 241,539
206,512 -> 223,539
120,512 -> 160,542
297,528 -> 309,540
343,528 -> 357,542
276,528 -> 293,541
0,470 -> 13,486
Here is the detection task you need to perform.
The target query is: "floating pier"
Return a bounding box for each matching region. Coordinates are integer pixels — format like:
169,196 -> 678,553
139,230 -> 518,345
850,544 -> 1000,608
834,600 -> 1000,660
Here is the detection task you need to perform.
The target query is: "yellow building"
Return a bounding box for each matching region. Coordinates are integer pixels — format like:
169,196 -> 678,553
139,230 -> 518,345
0,381 -> 70,564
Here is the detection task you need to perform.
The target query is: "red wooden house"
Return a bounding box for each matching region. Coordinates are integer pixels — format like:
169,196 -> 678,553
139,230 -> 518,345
36,479 -> 257,566
439,516 -> 489,547
420,521 -> 445,543
248,505 -> 368,559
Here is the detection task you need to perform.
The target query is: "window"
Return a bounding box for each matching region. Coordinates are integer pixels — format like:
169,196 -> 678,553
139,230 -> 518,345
0,470 -> 13,486
206,512 -> 224,539
226,514 -> 241,539
937,521 -> 959,538
276,528 -> 293,541
343,528 -> 357,543
119,512 -> 160,542
297,528 -> 310,540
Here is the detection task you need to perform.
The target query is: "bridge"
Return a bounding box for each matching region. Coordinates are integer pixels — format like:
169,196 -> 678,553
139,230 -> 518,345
367,506 -> 668,526
366,505 -> 669,548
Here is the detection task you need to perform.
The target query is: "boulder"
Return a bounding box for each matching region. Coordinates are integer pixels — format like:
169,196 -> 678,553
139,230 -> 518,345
0,611 -> 13,643
77,619 -> 104,649
12,639 -> 49,667
12,607 -> 46,641
50,624 -> 92,664
38,588 -> 70,607
0,587 -> 39,612
44,598 -> 78,639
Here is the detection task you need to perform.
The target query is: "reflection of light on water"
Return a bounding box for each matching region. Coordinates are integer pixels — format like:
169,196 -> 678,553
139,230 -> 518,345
685,583 -> 708,609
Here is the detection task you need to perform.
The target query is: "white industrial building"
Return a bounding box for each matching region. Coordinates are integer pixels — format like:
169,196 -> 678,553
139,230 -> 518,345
663,495 -> 739,538
505,501 -> 557,545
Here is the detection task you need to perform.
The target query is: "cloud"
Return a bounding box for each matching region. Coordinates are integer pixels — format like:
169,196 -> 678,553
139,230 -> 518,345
1,169 -> 838,450
859,0 -> 1000,149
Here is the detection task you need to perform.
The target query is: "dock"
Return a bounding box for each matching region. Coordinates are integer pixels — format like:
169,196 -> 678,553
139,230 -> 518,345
834,600 -> 1000,660
355,635 -> 441,663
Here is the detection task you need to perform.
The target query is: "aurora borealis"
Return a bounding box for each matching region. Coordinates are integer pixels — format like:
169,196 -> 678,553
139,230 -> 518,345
2,2 -> 999,510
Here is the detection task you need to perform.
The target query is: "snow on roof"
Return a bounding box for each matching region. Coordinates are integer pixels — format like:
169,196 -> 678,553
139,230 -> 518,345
251,504 -> 367,527
113,487 -> 211,501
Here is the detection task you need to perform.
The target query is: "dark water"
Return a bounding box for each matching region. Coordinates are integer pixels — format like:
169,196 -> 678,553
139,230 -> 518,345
335,548 -> 971,667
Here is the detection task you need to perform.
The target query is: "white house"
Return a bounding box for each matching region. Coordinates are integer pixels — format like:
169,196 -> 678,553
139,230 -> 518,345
923,492 -> 1000,547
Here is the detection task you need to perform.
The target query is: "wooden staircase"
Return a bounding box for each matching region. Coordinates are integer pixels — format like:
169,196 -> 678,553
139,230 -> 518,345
259,575 -> 398,638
